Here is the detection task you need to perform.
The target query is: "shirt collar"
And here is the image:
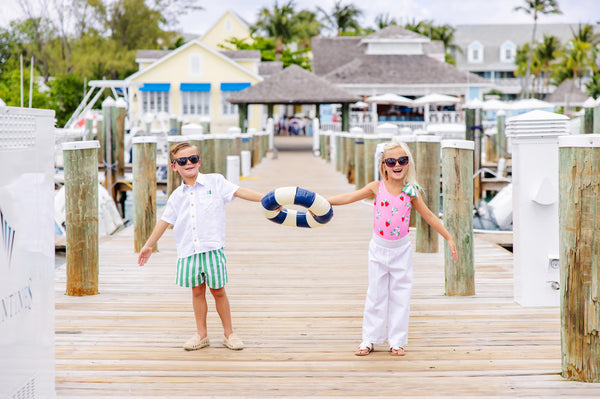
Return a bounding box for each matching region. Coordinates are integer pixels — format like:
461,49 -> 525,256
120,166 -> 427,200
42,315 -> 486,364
181,174 -> 206,191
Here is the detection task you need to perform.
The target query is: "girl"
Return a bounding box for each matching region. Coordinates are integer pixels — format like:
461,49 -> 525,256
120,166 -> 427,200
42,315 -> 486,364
327,141 -> 458,356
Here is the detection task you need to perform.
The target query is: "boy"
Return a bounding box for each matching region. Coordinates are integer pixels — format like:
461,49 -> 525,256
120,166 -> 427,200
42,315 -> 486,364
138,142 -> 263,351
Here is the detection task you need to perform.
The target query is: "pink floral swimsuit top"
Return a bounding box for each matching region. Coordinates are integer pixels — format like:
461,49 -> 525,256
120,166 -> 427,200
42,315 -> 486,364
373,180 -> 418,240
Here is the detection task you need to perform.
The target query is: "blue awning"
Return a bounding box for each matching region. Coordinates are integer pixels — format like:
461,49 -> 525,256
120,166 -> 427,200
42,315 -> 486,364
220,82 -> 251,91
180,83 -> 211,92
139,83 -> 170,92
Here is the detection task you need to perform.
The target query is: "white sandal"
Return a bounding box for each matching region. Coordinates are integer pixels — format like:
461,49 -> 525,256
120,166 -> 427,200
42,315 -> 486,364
355,342 -> 373,356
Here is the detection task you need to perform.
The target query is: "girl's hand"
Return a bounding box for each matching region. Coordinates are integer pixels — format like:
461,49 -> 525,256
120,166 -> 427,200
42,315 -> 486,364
448,239 -> 458,260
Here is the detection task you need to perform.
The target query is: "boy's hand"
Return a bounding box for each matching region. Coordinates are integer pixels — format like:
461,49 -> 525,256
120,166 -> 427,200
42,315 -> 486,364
448,239 -> 458,260
138,245 -> 153,266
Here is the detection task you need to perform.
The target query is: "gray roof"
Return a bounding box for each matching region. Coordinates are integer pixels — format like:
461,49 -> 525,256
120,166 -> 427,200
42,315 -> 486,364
258,61 -> 283,77
545,79 -> 589,105
227,64 -> 359,104
453,23 -> 584,70
424,41 -> 445,55
219,50 -> 261,60
136,49 -> 171,60
311,36 -> 364,76
323,54 -> 489,86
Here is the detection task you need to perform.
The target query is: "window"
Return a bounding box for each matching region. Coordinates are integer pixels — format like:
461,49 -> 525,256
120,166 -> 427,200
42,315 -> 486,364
500,41 -> 516,63
180,83 -> 211,117
225,18 -> 232,33
221,91 -> 238,117
220,83 -> 251,118
189,53 -> 202,78
139,83 -> 170,114
468,41 -> 484,63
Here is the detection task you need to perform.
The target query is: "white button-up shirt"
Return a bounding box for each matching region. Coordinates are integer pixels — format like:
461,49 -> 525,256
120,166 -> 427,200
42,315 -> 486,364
161,173 -> 239,258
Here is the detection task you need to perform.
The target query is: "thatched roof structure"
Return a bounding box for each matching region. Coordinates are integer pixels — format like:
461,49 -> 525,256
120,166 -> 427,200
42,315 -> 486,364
227,64 -> 359,105
545,79 -> 589,107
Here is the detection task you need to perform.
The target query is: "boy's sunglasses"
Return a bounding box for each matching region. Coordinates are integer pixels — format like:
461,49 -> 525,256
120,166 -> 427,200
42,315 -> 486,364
383,156 -> 409,167
172,155 -> 200,166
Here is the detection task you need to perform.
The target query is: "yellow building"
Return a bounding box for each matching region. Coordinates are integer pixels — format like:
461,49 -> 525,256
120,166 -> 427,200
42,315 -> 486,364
200,10 -> 253,52
126,11 -> 263,133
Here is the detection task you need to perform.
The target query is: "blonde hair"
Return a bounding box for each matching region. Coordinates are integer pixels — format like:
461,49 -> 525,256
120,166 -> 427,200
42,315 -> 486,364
378,141 -> 419,187
169,142 -> 199,163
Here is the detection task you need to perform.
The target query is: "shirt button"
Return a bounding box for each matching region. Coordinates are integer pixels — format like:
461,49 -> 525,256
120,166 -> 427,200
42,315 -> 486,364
191,203 -> 194,206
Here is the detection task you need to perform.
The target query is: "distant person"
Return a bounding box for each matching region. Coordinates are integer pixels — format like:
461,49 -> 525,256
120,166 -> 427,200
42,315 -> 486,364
137,142 -> 264,351
327,142 -> 458,356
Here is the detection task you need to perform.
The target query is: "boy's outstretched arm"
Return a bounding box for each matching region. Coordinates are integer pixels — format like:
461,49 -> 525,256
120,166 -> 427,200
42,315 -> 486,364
327,181 -> 378,206
234,187 -> 263,202
411,193 -> 458,260
138,220 -> 170,266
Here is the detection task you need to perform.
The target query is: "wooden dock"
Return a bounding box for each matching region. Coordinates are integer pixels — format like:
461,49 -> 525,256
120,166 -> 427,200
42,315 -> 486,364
54,136 -> 600,398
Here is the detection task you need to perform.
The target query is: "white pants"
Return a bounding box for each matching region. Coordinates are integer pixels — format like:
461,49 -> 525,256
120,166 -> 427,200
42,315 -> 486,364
362,233 -> 413,348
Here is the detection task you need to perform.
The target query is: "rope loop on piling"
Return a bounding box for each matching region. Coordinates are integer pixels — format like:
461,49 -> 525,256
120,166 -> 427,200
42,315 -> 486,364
261,186 -> 333,228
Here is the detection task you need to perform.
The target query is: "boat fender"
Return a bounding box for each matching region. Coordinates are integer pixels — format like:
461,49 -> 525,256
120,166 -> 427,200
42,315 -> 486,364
261,186 -> 333,228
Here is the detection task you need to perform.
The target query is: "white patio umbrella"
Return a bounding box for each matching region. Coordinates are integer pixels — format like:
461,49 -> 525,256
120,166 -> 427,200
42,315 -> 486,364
413,93 -> 460,124
413,93 -> 460,106
365,93 -> 414,106
482,99 -> 509,111
352,101 -> 369,108
508,98 -> 554,110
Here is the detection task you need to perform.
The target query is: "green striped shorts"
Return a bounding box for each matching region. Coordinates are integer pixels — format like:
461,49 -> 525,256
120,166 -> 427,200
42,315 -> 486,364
176,249 -> 228,289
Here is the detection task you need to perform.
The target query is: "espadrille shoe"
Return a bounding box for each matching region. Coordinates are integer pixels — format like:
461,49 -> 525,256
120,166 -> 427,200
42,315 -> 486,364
183,334 -> 210,351
223,332 -> 244,350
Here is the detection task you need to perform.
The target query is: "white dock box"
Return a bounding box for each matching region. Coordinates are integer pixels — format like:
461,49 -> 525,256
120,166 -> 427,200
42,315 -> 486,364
0,106 -> 56,398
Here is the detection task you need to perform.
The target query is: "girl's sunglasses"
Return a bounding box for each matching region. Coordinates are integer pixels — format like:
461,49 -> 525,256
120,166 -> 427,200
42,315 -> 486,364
172,155 -> 200,166
383,156 -> 409,167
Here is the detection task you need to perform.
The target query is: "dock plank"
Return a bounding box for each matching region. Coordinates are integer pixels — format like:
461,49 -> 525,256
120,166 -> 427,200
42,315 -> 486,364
54,137 -> 600,397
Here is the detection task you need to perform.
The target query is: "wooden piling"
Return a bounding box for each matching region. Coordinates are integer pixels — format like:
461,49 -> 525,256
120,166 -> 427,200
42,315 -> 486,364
441,140 -> 475,296
84,115 -> 94,141
416,135 -> 441,253
345,132 -> 355,184
62,140 -> 100,296
166,136 -> 188,197
132,137 -> 158,253
101,98 -> 117,200
354,133 -> 365,190
95,115 -> 104,165
558,134 -> 600,382
113,99 -> 127,177
394,135 -> 418,228
583,101 -> 595,134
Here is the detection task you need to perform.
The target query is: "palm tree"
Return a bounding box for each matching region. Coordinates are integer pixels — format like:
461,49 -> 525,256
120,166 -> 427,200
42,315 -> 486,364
514,0 -> 562,98
562,39 -> 595,90
586,73 -> 600,98
374,12 -> 397,30
318,1 -> 363,36
253,0 -> 298,61
294,9 -> 322,50
534,34 -> 562,94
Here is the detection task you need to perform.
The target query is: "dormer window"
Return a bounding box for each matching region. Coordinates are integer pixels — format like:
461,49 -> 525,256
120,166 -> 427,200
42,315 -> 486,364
468,41 -> 484,63
500,41 -> 516,63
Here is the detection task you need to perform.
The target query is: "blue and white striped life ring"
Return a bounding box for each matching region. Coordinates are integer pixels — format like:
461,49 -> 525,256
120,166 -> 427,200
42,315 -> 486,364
261,186 -> 334,228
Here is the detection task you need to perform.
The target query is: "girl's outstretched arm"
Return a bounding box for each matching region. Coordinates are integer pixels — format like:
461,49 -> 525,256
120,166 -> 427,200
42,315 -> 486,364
411,193 -> 458,260
327,181 -> 379,206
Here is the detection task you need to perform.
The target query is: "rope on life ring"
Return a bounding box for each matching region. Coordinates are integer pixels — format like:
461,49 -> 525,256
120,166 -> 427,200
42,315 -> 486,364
261,186 -> 334,228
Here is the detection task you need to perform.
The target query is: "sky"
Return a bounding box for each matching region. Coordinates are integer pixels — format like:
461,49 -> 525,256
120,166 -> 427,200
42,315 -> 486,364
1,0 -> 599,36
